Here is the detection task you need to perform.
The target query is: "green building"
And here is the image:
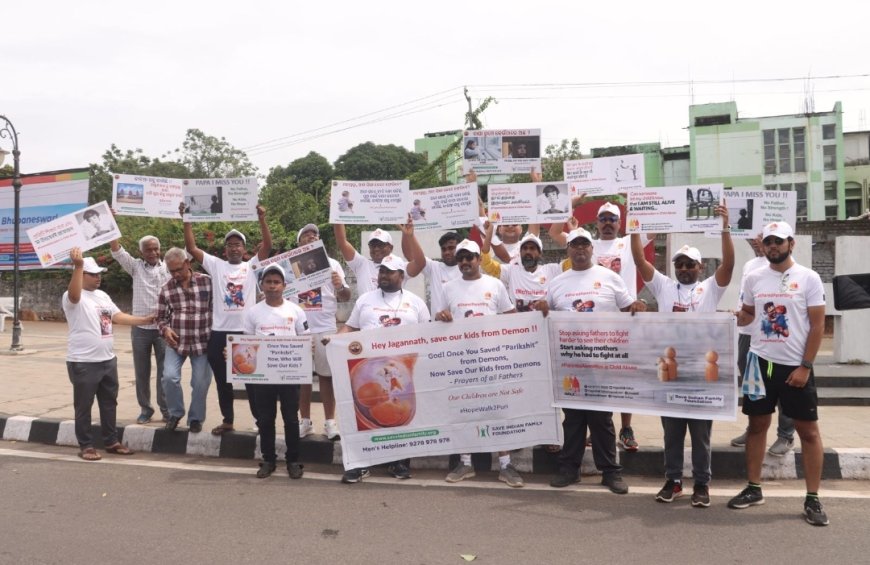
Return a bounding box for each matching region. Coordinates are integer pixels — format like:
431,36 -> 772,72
414,130 -> 462,185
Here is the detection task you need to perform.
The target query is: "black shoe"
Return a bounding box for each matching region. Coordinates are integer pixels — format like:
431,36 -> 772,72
341,468 -> 371,484
549,470 -> 581,488
256,461 -> 277,479
287,462 -> 304,480
655,479 -> 684,503
602,473 -> 629,494
387,462 -> 412,480
804,497 -> 829,526
727,485 -> 764,509
189,421 -> 202,434
165,416 -> 180,432
691,483 -> 710,508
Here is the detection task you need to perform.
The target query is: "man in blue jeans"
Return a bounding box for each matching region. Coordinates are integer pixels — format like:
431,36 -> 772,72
157,247 -> 213,433
111,234 -> 171,423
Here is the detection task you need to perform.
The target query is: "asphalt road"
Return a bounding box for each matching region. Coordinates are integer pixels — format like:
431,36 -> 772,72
2,443 -> 869,565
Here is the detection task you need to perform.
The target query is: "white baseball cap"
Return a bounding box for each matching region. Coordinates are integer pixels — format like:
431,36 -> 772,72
566,227 -> 594,245
762,221 -> 794,240
455,239 -> 481,255
368,229 -> 393,244
379,255 -> 407,272
671,245 -> 702,263
518,233 -> 543,251
261,263 -> 286,281
597,202 -> 621,218
296,224 -> 319,244
82,257 -> 107,274
224,229 -> 246,244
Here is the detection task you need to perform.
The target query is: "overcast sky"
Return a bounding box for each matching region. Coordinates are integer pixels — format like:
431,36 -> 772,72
3,1 -> 868,178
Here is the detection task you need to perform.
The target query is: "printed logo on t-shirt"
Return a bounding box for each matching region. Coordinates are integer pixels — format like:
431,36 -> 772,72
593,281 -> 602,289
378,315 -> 402,327
98,308 -> 113,337
572,299 -> 595,312
463,310 -> 484,318
298,288 -> 323,310
483,292 -> 492,300
761,301 -> 789,339
223,282 -> 245,309
598,256 -> 622,274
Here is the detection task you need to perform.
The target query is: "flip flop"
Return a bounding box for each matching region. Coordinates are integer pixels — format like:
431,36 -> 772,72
211,423 -> 234,436
105,443 -> 134,455
78,447 -> 102,461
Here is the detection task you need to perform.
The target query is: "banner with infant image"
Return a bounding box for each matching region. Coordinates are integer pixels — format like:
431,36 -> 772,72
327,312 -> 562,469
549,311 -> 738,421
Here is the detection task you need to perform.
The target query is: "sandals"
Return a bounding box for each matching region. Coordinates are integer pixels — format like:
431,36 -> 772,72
105,443 -> 134,455
78,447 -> 102,461
211,423 -> 235,436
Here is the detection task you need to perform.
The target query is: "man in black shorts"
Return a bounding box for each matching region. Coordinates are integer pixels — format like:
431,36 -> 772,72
729,221 -> 829,526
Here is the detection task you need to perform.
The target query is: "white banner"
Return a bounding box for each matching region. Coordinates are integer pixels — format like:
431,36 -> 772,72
328,180 -> 410,225
715,189 -> 797,239
26,201 -> 121,267
461,129 -> 542,175
408,182 -> 478,231
564,153 -> 645,197
226,334 -> 313,384
111,173 -> 183,219
327,311 -> 562,469
548,311 -> 737,420
181,177 -> 258,223
487,182 -> 571,224
252,241 -> 332,297
627,184 -> 724,234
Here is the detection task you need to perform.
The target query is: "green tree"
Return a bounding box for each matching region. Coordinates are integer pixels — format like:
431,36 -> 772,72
333,142 -> 427,181
266,151 -> 334,221
541,138 -> 583,182
162,128 -> 258,178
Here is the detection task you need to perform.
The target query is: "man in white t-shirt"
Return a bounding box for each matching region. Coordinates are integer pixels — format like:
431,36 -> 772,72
243,264 -> 309,480
295,224 -> 351,442
62,248 -> 155,461
182,202 -> 272,436
539,228 -> 645,494
336,256 -> 431,484
433,240 -> 525,487
630,204 -> 733,508
730,235 -> 796,455
481,229 -> 562,312
728,222 -> 829,527
335,224 -> 415,296
402,227 -> 463,315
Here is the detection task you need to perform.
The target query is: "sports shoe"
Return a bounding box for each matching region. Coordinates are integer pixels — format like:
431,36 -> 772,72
655,479 -> 684,503
445,463 -> 476,483
767,437 -> 794,457
387,462 -> 412,480
299,418 -> 314,438
727,486 -> 765,509
165,415 -> 180,432
136,412 -> 153,425
730,431 -> 747,447
256,461 -> 277,479
691,483 -> 710,508
189,420 -> 202,434
803,497 -> 829,526
341,468 -> 370,484
287,462 -> 304,480
498,464 -> 524,488
618,427 -> 639,451
602,473 -> 629,494
549,470 -> 581,488
325,419 -> 341,441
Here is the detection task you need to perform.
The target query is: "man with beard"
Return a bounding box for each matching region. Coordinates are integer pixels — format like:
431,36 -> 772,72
434,240 -> 523,487
480,227 -> 562,312
334,256 -> 430,484
729,222 -> 829,527
181,202 -> 272,435
536,228 -> 645,494
630,204 -> 733,507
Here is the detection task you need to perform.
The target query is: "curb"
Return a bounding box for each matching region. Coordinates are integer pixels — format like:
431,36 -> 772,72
4,414 -> 870,480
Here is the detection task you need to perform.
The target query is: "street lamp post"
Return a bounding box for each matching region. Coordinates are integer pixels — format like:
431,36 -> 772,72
0,115 -> 24,351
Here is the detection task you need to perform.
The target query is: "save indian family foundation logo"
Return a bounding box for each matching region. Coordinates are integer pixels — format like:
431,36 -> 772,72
348,341 -> 363,355
562,375 -> 581,396
593,281 -> 601,289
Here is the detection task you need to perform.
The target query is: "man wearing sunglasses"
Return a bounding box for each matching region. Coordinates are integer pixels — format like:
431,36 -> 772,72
730,222 -> 829,526
630,204 -> 733,508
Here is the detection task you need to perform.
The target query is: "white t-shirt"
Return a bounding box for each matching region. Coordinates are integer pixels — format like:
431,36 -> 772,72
347,251 -> 408,295
737,256 -> 769,336
298,256 -> 346,334
244,299 -> 309,337
501,263 -> 563,312
202,253 -> 259,331
592,235 -> 651,299
645,270 -> 726,313
421,257 -> 462,314
347,288 -> 430,330
546,266 -> 635,313
62,289 -> 121,362
443,275 -> 514,318
743,262 -> 826,366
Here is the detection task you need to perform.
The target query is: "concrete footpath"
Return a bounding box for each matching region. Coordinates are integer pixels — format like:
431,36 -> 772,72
2,321 -> 869,480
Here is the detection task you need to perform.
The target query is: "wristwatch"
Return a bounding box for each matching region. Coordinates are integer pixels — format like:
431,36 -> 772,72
800,360 -> 813,370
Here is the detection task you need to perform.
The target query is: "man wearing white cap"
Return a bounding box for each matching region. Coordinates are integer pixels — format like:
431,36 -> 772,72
729,222 -> 829,527
335,255 -> 430,483
434,240 -> 524,487
243,264 -> 308,480
480,228 -> 562,312
539,228 -> 645,494
630,204 -> 733,507
62,248 -> 156,461
296,223 -> 351,441
335,224 -> 415,295
181,202 -> 272,435
402,227 -> 463,315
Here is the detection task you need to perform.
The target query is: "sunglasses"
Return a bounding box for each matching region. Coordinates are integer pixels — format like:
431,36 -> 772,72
598,215 -> 619,224
674,260 -> 698,269
763,237 -> 786,246
568,239 -> 592,248
456,254 -> 477,263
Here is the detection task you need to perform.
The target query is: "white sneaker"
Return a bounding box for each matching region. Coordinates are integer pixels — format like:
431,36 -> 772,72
325,419 -> 340,441
299,418 -> 314,438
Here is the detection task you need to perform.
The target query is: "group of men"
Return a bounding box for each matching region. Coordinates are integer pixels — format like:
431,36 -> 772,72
63,187 -> 829,526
